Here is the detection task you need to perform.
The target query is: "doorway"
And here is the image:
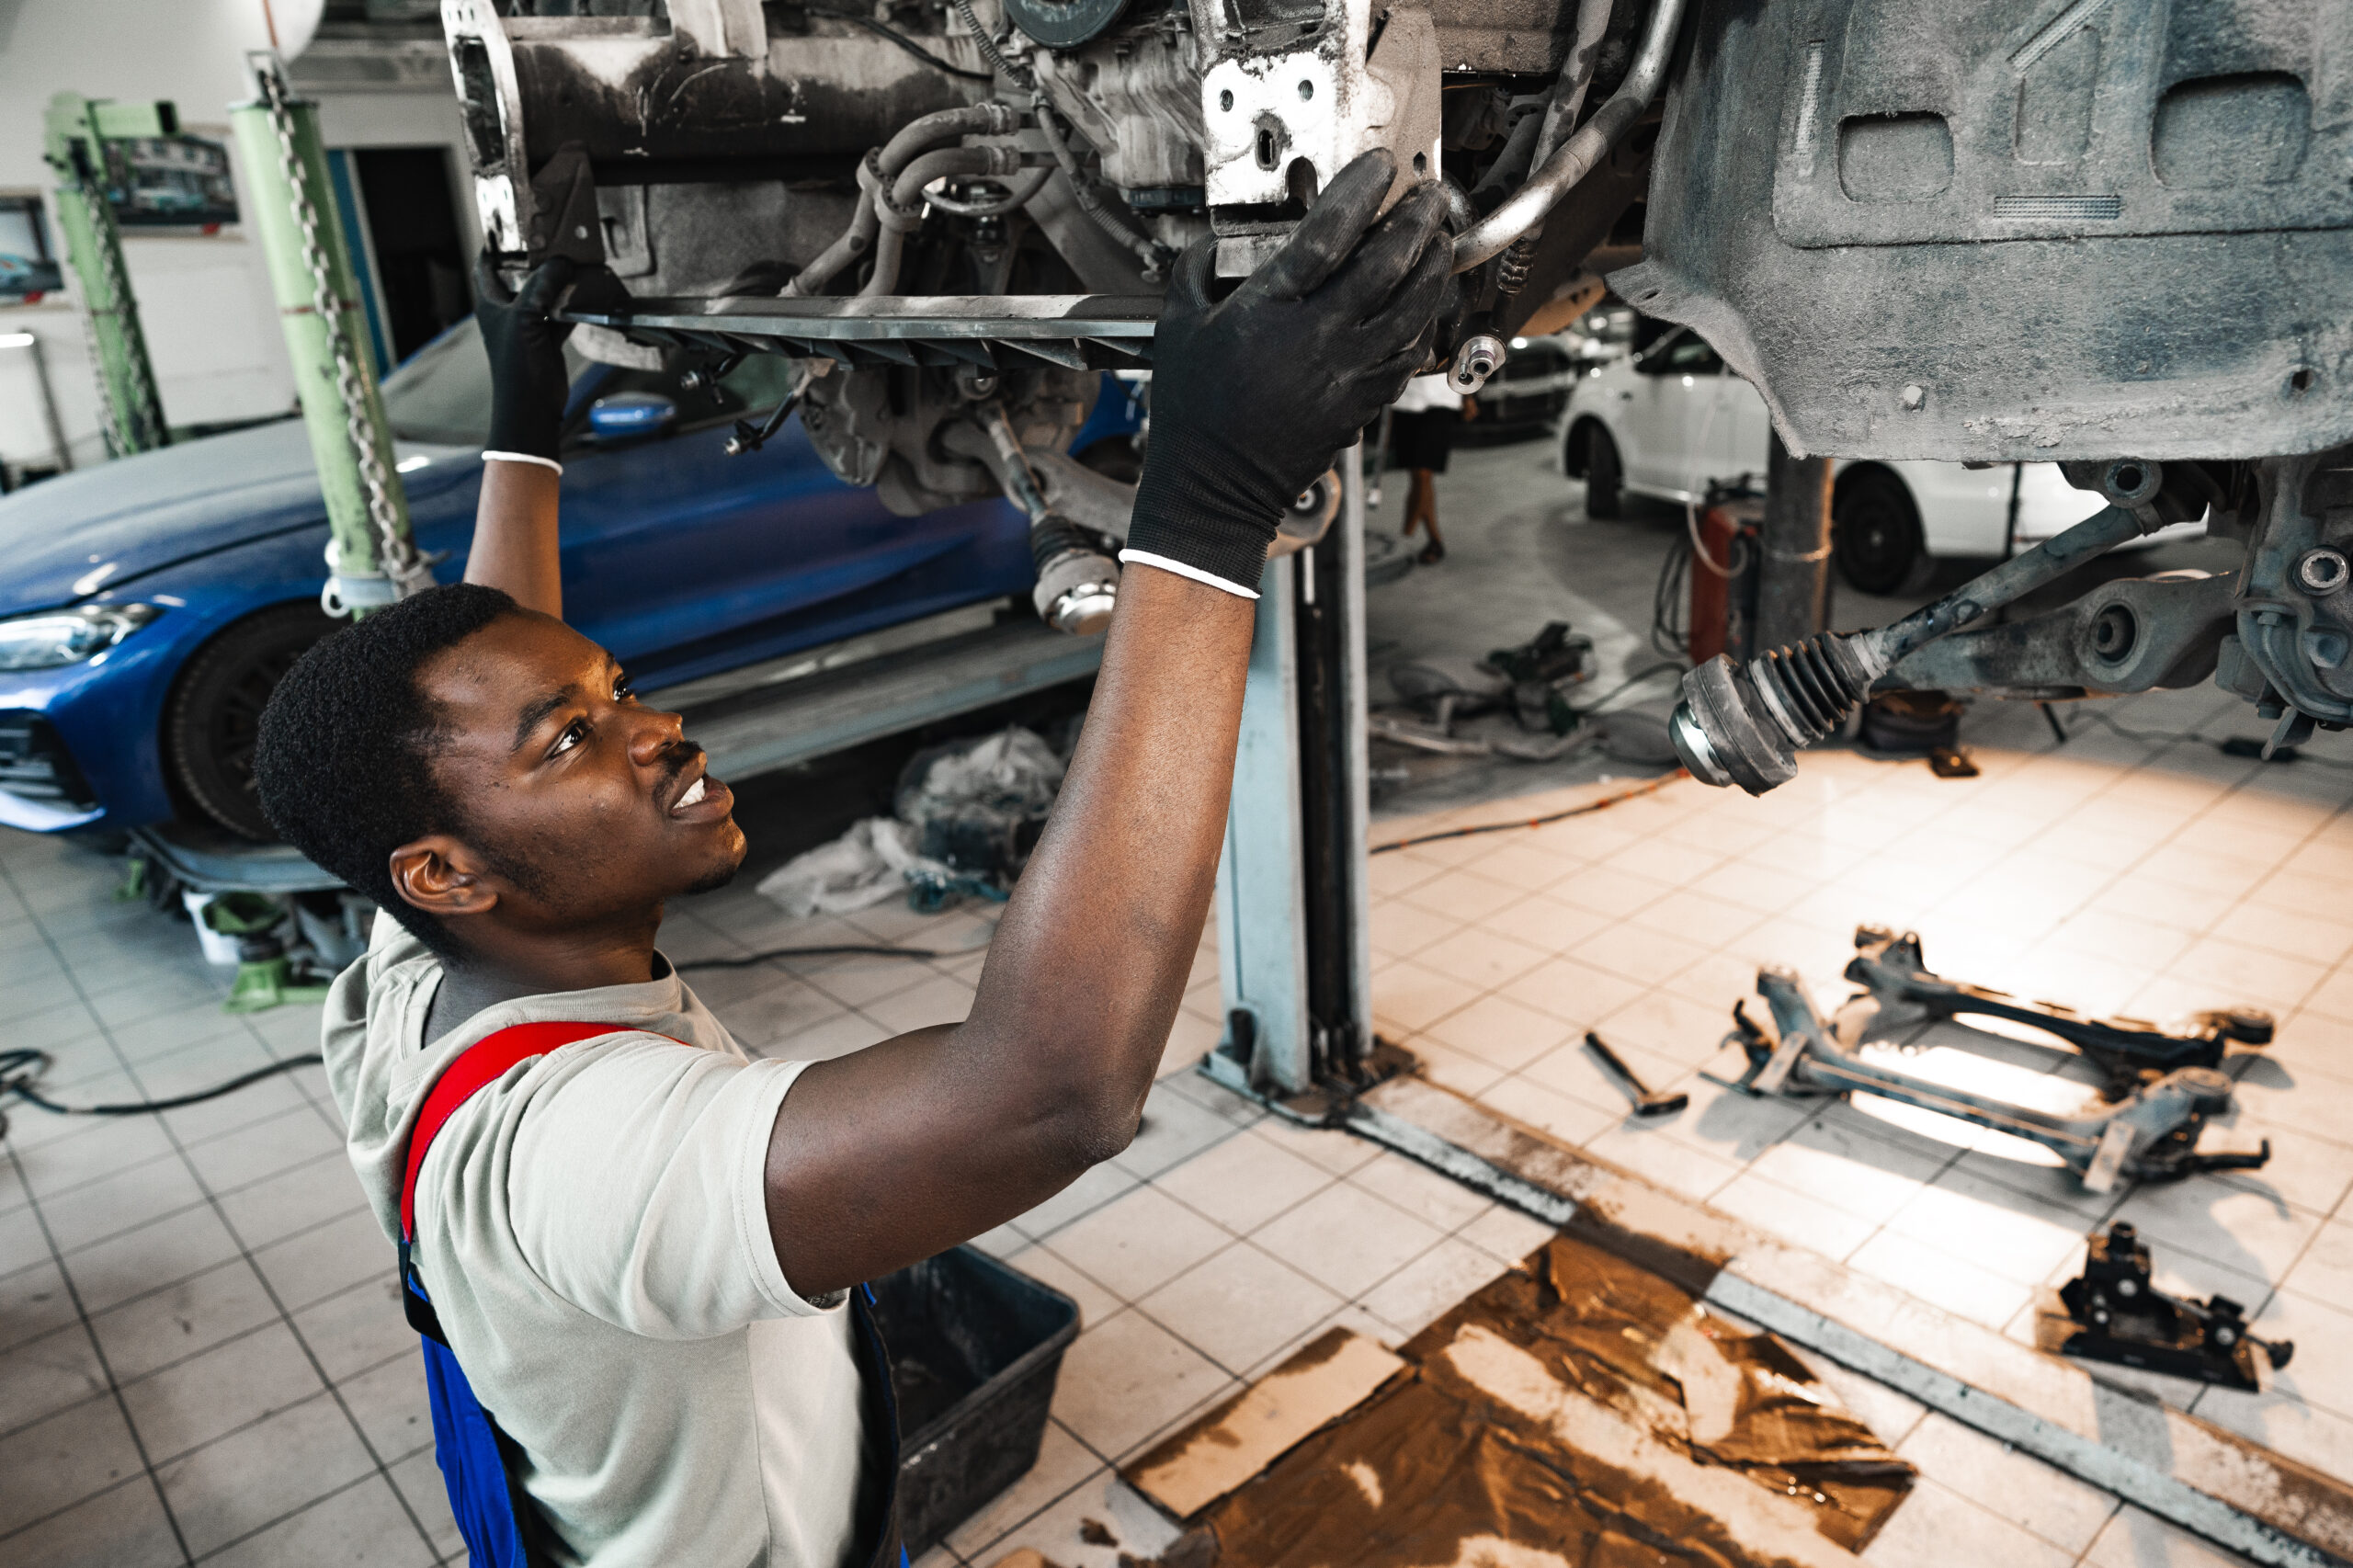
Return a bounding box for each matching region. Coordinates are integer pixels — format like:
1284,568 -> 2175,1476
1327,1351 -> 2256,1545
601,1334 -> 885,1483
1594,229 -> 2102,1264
350,147 -> 472,363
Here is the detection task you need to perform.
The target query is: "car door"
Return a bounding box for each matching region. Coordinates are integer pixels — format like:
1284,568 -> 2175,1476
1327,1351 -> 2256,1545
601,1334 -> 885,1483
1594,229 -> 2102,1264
552,357 -> 1028,685
1615,333 -> 1691,494
1658,331 -> 1744,500
1724,370 -> 1774,487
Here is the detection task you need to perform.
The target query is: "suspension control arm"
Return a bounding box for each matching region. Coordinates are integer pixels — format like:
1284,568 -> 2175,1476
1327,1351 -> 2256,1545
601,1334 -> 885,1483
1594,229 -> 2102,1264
1672,460 -> 2169,793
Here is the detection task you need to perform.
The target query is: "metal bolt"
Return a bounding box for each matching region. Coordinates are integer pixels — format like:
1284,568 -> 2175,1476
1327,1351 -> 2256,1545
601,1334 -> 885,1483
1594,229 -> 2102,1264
2101,459 -> 2161,506
2295,547 -> 2349,597
1899,383 -> 1924,410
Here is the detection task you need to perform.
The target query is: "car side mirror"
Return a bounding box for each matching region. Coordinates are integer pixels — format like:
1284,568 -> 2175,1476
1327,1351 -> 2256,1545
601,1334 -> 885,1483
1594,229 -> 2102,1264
587,392 -> 676,443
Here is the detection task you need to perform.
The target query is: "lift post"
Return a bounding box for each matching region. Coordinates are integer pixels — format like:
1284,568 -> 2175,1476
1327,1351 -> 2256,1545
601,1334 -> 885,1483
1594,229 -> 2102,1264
41,92 -> 172,458
1211,451 -> 1377,1097
229,52 -> 427,618
1755,431 -> 1834,652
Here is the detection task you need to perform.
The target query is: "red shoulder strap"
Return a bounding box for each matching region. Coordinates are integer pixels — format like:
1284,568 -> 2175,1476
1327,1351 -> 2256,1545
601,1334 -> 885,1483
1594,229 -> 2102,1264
399,1020 -> 631,1240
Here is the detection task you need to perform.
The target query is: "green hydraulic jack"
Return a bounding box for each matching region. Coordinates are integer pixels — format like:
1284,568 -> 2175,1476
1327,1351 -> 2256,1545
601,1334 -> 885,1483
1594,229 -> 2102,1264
200,893 -> 334,1014
230,52 -> 430,619
42,93 -> 172,458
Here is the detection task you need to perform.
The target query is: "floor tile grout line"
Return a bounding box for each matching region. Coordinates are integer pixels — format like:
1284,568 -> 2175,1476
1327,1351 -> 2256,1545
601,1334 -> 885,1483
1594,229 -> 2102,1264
3,861 -> 213,1564
943,1429 -> 1116,1566
181,1459 -> 402,1565
0,1470 -> 169,1556
1042,1141 -> 1509,1404
0,857 -> 444,1566
165,1159 -> 441,1558
0,1135 -> 198,1564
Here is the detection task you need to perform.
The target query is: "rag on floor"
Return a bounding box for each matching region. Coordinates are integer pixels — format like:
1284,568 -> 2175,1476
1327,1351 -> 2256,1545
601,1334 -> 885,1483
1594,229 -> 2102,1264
757,726 -> 1069,917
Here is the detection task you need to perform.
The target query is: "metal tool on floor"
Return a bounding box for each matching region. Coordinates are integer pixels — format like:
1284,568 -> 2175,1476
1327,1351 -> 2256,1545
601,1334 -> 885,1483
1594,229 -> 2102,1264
2037,1221 -> 2292,1391
1722,968 -> 2269,1193
1843,926 -> 2272,1097
1584,1031 -> 1688,1117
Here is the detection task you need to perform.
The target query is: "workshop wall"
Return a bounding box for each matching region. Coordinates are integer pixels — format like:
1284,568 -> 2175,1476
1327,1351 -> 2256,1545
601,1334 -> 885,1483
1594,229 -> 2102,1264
0,1 -> 474,475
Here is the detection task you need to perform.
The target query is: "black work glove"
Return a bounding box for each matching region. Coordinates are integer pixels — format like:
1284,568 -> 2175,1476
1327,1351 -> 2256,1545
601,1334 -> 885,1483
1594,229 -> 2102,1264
476,254 -> 577,463
1125,149 -> 1451,595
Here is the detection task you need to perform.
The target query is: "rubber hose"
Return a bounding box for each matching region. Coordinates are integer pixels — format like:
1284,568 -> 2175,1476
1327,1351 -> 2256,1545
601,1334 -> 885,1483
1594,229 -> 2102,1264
924,165 -> 1053,217
785,189 -> 878,297
790,105 -> 1015,298
879,104 -> 1014,179
860,224 -> 906,297
1029,517 -> 1101,572
892,147 -> 1006,211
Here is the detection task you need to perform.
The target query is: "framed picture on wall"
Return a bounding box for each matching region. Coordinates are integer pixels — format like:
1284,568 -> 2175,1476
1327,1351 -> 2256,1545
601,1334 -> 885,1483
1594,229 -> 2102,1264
0,195 -> 64,303
102,133 -> 239,229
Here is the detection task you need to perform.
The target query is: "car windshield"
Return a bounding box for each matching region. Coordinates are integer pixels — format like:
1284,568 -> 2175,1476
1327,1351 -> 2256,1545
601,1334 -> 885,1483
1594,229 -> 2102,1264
381,322 -> 493,445
381,321 -> 592,445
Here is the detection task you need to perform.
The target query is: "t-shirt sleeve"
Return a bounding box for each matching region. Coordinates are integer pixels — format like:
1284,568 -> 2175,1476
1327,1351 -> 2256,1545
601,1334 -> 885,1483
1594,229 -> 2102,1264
484,1036 -> 835,1338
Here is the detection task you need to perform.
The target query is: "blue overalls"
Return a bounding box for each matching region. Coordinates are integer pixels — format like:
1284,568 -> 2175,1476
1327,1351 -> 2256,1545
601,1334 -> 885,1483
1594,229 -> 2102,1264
396,1020 -> 904,1567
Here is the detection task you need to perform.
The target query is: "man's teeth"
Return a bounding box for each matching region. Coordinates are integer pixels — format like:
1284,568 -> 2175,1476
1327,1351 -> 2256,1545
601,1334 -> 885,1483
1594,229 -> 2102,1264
674,777 -> 708,812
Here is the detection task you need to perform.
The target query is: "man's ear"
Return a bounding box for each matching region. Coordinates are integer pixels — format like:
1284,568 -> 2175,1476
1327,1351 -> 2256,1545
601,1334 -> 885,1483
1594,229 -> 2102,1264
388,835 -> 502,923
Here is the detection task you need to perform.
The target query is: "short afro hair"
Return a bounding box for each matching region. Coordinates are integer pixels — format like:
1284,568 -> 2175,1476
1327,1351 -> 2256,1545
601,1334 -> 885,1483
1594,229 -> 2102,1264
254,583 -> 523,956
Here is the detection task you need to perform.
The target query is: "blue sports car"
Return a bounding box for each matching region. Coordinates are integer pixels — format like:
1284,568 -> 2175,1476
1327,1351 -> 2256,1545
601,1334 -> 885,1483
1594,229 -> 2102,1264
0,325 -> 1134,841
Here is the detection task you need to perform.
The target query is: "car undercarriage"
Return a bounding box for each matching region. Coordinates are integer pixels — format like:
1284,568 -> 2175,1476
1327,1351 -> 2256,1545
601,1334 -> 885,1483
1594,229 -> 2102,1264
439,0 -> 2353,784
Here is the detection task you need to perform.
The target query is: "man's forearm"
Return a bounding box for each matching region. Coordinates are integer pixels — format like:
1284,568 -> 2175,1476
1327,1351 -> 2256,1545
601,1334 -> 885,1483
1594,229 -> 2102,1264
762,564 -> 1257,1294
963,564 -> 1257,1138
465,460 -> 563,618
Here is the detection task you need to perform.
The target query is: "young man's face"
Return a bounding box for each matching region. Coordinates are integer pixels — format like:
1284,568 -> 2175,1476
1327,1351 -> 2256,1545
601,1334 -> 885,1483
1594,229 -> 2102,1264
412,610 -> 746,935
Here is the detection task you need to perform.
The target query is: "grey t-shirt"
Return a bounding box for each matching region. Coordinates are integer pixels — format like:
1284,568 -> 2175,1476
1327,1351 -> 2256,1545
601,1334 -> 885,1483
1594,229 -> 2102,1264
324,915 -> 870,1566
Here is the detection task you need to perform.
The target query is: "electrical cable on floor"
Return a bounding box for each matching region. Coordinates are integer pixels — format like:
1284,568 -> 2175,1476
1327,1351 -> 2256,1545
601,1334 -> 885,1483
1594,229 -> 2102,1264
1651,532 -> 1694,660
1578,659 -> 1688,715
0,941 -> 976,1135
674,942 -> 963,970
1369,771 -> 1687,855
0,1048 -> 324,1138
2047,706 -> 2353,771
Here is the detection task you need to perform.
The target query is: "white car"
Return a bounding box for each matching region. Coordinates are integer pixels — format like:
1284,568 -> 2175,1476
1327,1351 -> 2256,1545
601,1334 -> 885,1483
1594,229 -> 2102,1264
1559,327 -> 2194,594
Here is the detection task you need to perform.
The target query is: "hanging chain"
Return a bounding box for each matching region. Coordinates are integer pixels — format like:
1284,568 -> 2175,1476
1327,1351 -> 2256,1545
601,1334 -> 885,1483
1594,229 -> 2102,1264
63,147 -> 149,457
69,213 -> 127,460
252,58 -> 429,596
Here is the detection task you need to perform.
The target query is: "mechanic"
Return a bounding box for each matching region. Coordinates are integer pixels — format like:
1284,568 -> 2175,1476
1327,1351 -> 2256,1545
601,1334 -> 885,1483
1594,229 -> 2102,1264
249,147 -> 1449,1568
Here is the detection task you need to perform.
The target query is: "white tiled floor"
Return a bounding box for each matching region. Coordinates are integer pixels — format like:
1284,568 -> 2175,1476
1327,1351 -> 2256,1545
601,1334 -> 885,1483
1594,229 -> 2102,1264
4,679 -> 2348,1566
1360,683 -> 2353,1515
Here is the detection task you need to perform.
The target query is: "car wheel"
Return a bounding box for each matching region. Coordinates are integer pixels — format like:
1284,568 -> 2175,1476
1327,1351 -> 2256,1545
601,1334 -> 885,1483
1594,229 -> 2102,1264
1583,426 -> 1623,519
165,602 -> 339,841
1833,469 -> 1928,596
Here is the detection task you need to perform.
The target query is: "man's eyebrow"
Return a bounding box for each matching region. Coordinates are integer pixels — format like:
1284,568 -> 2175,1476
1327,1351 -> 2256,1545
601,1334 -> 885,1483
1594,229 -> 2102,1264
512,686 -> 577,753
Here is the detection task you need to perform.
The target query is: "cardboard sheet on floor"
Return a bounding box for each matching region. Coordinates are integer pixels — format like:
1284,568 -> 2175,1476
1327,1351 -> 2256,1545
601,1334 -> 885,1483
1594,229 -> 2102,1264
1130,1330 -> 1407,1519
1129,1234 -> 1915,1568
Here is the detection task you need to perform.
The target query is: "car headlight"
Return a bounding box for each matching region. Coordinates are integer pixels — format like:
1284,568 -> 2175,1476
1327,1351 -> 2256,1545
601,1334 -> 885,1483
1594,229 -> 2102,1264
0,604 -> 162,672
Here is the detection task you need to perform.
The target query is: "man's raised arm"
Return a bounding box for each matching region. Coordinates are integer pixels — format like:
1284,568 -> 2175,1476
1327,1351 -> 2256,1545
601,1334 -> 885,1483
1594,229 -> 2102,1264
762,150 -> 1453,1299
462,256 -> 576,619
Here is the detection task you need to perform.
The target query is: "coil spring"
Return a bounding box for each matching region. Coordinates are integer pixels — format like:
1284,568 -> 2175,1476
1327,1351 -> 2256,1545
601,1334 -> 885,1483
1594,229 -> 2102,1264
1756,634 -> 1868,744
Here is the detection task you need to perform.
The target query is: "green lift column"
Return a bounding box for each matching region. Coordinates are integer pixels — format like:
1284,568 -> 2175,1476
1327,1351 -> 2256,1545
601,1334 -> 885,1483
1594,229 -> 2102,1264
42,93 -> 172,458
230,52 -> 427,618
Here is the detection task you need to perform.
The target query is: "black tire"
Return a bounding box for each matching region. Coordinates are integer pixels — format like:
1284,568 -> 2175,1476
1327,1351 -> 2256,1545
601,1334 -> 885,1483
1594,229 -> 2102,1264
1582,426 -> 1623,519
1833,468 -> 1928,595
165,602 -> 339,841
